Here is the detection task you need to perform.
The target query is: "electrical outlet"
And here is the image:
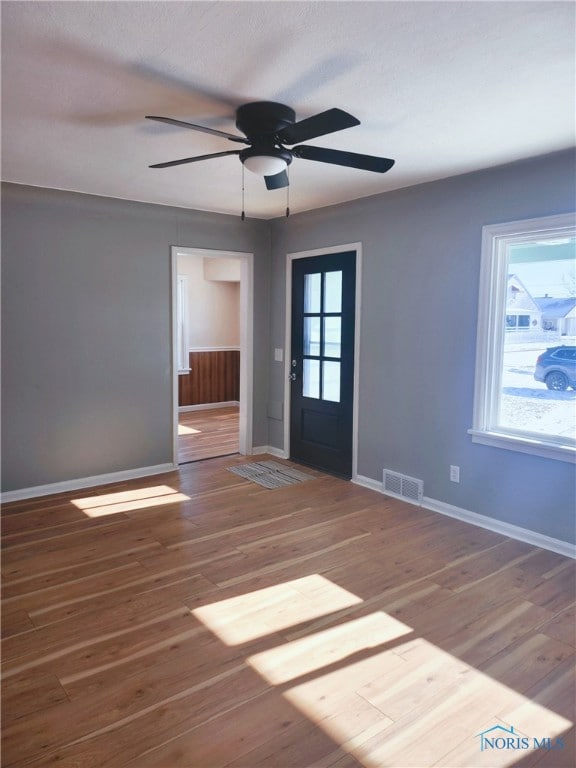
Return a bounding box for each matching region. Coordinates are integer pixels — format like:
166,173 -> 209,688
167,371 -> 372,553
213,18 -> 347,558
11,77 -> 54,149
450,465 -> 460,483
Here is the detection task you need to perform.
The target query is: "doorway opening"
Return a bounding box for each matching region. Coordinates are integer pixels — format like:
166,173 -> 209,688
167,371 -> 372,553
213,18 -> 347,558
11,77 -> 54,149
178,406 -> 240,463
171,247 -> 253,465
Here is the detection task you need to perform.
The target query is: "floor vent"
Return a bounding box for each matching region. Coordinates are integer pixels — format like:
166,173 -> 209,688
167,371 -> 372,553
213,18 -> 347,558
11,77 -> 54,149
382,469 -> 423,504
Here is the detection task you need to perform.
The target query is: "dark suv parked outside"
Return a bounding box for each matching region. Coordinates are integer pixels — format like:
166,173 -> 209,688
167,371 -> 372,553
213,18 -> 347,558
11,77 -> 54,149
534,346 -> 576,391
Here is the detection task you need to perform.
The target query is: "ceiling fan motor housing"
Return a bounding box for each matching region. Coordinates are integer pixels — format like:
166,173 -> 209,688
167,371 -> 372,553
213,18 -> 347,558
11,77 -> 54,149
236,102 -> 295,173
235,101 -> 295,142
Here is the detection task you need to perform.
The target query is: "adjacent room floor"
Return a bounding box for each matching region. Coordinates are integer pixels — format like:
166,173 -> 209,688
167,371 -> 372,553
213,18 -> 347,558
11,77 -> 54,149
2,455 -> 574,767
178,405 -> 239,464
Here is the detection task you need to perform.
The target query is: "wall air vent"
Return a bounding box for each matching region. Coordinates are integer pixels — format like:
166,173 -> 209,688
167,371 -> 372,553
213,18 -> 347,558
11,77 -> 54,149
382,469 -> 423,504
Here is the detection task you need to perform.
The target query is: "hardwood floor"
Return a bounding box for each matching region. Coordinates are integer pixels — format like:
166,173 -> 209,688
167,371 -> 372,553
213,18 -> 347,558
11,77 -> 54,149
178,406 -> 239,463
2,455 -> 575,767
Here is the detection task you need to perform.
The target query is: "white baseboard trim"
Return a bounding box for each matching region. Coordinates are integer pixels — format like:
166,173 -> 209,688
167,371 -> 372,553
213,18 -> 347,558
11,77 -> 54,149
251,445 -> 289,459
353,474 -> 383,493
421,497 -> 576,559
188,346 -> 240,352
352,475 -> 575,559
1,463 -> 178,504
179,401 -> 239,413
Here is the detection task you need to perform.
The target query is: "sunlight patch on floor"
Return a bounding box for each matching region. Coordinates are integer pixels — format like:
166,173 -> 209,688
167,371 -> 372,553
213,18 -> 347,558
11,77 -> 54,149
72,485 -> 191,517
194,574 -> 573,768
247,612 -> 412,685
278,634 -> 572,768
178,424 -> 201,435
192,574 -> 362,645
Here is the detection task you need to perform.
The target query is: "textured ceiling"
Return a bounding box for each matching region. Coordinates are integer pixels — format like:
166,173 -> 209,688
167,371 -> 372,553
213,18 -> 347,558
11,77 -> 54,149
1,1 -> 575,219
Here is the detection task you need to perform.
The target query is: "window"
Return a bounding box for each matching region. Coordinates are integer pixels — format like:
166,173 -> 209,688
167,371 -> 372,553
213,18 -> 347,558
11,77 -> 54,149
553,349 -> 576,361
176,275 -> 190,373
506,314 -> 531,329
302,270 -> 343,403
471,213 -> 576,462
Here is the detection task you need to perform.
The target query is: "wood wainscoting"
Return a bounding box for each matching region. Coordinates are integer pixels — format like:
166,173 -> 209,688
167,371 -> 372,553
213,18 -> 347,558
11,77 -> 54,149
179,349 -> 240,407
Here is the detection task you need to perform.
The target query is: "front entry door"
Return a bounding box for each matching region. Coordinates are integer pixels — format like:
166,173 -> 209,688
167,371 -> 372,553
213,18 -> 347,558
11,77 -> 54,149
290,251 -> 356,478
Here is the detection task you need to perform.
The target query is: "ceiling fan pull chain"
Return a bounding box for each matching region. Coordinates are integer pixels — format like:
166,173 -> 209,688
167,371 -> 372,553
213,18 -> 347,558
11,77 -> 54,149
286,167 -> 290,218
241,164 -> 245,221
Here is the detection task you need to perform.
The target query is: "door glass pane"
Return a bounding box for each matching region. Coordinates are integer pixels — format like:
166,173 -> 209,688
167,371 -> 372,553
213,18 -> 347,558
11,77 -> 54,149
303,359 -> 320,399
323,317 -> 341,358
304,317 -> 321,356
304,273 -> 321,313
324,271 -> 342,313
322,361 -> 341,402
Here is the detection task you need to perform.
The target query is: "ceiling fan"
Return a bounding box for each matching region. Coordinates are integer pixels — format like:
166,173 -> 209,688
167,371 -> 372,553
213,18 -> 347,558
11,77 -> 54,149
146,101 -> 394,190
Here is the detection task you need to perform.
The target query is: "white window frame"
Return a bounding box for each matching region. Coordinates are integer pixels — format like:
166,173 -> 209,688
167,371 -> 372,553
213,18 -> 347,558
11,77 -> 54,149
176,274 -> 190,373
470,212 -> 576,463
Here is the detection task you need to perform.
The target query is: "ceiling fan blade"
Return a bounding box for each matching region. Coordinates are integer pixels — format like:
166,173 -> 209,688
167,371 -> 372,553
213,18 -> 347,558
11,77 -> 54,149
265,170 -> 289,190
145,115 -> 248,144
293,145 -> 395,173
149,150 -> 241,168
135,64 -> 241,110
277,108 -> 360,144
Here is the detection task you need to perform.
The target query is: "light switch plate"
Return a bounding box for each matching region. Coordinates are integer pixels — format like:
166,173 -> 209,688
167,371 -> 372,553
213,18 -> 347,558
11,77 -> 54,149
274,348 -> 283,362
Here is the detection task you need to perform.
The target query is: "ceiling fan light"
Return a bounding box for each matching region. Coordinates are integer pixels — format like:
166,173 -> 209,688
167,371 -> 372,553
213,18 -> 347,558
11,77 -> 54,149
243,154 -> 287,177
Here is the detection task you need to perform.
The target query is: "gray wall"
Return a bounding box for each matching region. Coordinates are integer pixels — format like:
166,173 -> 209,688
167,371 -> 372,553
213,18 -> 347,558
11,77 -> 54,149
268,150 -> 576,544
1,183 -> 270,491
3,152 -> 575,545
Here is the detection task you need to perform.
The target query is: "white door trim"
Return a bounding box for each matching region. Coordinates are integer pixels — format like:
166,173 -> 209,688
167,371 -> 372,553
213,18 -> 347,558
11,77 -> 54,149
283,242 -> 362,480
171,246 -> 254,463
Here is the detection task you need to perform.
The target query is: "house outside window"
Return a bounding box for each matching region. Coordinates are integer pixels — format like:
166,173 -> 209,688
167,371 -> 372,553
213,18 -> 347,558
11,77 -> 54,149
471,213 -> 576,462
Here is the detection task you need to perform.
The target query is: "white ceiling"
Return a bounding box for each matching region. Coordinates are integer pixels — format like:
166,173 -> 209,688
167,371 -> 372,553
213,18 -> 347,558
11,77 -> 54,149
2,1 -> 575,219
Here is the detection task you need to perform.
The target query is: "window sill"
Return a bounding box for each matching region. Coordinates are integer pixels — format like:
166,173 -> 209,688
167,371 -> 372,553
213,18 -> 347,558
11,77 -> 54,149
468,429 -> 576,464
